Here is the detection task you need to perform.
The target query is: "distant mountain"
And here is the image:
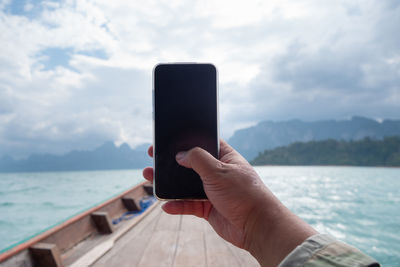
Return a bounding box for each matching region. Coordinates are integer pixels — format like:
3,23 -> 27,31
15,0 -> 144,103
3,116 -> 400,172
251,137 -> 400,167
0,141 -> 152,173
228,116 -> 400,160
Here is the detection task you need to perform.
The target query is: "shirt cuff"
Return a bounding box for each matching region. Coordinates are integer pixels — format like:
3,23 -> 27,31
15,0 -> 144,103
278,234 -> 380,267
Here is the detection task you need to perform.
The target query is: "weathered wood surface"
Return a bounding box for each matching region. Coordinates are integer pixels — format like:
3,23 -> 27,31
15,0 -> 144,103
64,199 -> 159,267
122,197 -> 141,212
92,203 -> 260,267
0,250 -> 34,267
29,243 -> 63,267
91,212 -> 114,234
0,182 -> 259,267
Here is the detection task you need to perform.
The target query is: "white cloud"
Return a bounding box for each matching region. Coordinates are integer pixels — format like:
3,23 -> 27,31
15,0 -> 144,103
0,0 -> 399,157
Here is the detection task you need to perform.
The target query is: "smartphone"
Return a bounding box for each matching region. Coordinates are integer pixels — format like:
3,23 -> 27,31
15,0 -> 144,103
153,63 -> 219,200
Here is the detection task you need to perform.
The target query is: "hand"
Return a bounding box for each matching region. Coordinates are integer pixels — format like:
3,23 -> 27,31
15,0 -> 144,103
142,140 -> 317,267
144,140 -> 266,247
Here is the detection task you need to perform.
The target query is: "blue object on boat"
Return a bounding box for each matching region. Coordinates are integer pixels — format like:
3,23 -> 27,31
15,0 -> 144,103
112,196 -> 156,225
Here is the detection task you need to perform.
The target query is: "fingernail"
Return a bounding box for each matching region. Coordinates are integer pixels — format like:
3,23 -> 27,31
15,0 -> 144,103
176,151 -> 187,161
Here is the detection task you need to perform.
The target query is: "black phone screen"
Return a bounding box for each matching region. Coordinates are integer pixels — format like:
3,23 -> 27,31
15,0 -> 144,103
153,63 -> 218,199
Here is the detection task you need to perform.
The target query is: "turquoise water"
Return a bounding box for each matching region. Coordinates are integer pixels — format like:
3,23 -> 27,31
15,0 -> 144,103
256,166 -> 400,266
0,167 -> 399,265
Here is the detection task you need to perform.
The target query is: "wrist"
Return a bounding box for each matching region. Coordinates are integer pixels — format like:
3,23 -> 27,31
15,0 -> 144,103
244,195 -> 317,267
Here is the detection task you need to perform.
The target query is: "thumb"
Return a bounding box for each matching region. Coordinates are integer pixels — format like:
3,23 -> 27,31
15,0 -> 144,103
176,147 -> 223,179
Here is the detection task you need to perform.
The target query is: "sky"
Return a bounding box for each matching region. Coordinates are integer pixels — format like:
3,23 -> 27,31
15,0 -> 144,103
0,0 -> 399,158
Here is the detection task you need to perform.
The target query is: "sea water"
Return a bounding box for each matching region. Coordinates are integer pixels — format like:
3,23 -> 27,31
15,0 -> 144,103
256,166 -> 400,266
0,167 -> 399,265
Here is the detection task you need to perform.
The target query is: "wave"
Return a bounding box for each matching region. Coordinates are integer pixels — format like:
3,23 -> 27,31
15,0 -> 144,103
2,186 -> 44,195
0,202 -> 15,207
40,201 -> 80,209
0,219 -> 15,227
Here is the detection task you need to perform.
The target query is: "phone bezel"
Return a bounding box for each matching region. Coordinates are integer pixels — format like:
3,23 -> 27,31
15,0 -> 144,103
152,62 -> 220,201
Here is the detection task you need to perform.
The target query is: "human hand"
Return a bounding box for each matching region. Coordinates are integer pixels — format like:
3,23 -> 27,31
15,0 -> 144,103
142,140 -> 317,267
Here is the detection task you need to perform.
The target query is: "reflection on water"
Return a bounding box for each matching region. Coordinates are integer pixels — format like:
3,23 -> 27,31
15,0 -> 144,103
0,167 -> 399,265
255,166 -> 400,266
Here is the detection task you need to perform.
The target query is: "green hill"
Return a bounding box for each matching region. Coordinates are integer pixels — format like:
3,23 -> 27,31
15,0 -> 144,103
251,137 -> 400,167
229,117 -> 400,160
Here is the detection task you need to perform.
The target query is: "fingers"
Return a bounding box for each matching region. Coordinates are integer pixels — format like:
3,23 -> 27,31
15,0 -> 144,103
219,139 -> 249,164
219,139 -> 235,158
176,147 -> 224,179
143,146 -> 154,183
162,201 -> 213,219
142,167 -> 154,183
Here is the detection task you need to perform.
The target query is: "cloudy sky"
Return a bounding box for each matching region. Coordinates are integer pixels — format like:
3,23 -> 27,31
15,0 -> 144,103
0,0 -> 399,157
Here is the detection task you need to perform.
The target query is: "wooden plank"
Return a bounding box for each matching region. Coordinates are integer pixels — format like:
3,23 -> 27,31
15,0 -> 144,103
88,204 -> 258,267
62,235 -> 108,266
225,242 -> 260,267
67,201 -> 160,266
143,185 -> 154,196
29,243 -> 63,267
173,215 -> 207,267
0,250 -> 34,267
137,231 -> 177,267
92,204 -> 162,267
154,210 -> 182,231
204,222 -> 241,267
123,186 -> 147,202
92,206 -> 257,267
96,196 -> 129,219
69,240 -> 113,267
42,215 -> 97,254
91,212 -> 114,234
180,215 -> 206,232
122,197 -> 140,211
136,211 -> 181,267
